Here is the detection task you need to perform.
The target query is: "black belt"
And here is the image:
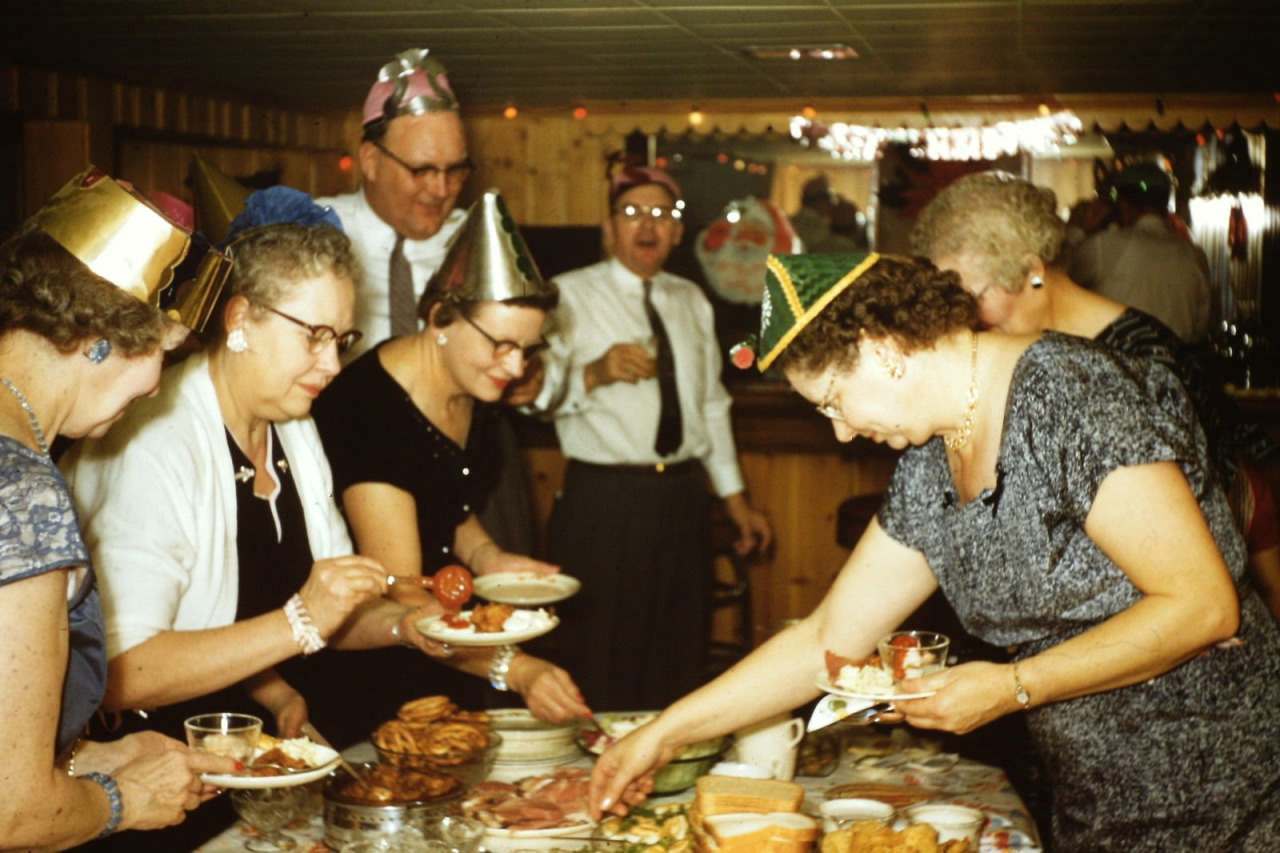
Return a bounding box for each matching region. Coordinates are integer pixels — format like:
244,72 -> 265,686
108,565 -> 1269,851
569,458 -> 700,477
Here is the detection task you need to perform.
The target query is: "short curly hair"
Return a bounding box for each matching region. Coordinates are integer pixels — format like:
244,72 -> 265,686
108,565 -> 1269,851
0,230 -> 172,356
910,171 -> 1065,294
227,223 -> 360,310
776,255 -> 979,376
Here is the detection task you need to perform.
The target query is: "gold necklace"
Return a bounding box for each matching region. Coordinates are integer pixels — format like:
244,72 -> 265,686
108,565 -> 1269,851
943,332 -> 979,451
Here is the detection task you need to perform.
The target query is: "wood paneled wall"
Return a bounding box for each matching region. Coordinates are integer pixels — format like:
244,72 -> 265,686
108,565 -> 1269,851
523,446 -> 897,648
6,66 -> 356,217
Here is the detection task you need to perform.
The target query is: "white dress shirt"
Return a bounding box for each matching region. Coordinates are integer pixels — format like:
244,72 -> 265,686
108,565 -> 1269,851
535,258 -> 745,498
1069,214 -> 1214,343
316,188 -> 466,357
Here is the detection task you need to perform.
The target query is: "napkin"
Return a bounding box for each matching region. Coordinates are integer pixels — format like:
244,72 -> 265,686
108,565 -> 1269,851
807,694 -> 878,732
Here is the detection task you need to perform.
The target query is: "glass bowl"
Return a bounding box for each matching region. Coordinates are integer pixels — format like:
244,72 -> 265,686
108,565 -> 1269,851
374,732 -> 502,788
651,738 -> 730,794
877,631 -> 950,682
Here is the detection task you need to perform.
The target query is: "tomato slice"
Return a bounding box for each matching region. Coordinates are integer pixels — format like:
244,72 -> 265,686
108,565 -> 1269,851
432,564 -> 474,612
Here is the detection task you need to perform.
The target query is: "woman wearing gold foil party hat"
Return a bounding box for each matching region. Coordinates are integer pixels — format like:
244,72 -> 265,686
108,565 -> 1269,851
0,169 -> 240,848
590,252 -> 1280,848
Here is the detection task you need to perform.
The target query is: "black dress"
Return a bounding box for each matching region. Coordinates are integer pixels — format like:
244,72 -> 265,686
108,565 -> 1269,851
312,344 -> 501,711
878,333 -> 1280,850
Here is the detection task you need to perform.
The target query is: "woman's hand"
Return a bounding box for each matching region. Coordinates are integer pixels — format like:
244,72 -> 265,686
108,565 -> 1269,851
114,749 -> 238,831
70,732 -> 187,777
265,688 -> 309,739
588,723 -> 665,819
470,542 -> 560,577
894,661 -> 1021,735
297,555 -> 389,637
395,605 -> 456,659
505,654 -> 591,722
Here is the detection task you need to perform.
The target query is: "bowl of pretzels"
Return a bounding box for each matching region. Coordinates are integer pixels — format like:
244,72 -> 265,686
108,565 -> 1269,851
372,695 -> 500,788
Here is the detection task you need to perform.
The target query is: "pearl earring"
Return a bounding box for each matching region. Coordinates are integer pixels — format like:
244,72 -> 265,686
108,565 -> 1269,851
1029,275 -> 1045,289
227,328 -> 249,353
85,338 -> 112,364
437,332 -> 448,346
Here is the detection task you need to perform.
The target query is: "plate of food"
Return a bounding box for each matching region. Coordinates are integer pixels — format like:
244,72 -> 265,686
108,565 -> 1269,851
414,604 -> 559,646
818,650 -> 938,701
201,734 -> 340,788
473,572 -> 581,606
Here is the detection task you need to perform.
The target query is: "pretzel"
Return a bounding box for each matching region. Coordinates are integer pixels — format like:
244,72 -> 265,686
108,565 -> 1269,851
444,710 -> 490,726
373,718 -> 490,767
397,695 -> 457,723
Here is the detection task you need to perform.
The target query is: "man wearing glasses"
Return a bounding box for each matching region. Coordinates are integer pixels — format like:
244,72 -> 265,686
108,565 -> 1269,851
518,166 -> 772,710
317,49 -> 472,357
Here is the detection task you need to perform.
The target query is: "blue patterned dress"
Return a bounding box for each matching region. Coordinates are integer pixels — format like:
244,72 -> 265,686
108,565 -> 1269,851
878,333 -> 1280,850
0,438 -> 107,756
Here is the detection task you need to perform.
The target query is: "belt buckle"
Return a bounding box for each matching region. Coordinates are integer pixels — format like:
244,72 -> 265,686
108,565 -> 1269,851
654,462 -> 666,473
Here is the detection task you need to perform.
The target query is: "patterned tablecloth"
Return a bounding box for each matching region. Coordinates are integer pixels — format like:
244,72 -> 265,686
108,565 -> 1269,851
198,731 -> 1042,852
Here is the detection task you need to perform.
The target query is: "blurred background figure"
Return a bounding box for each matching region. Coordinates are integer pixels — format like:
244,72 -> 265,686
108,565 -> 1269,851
790,174 -> 834,250
812,198 -> 869,253
1070,162 -> 1213,342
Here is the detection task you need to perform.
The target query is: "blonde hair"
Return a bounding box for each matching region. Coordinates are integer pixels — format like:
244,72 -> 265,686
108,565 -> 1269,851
911,171 -> 1065,294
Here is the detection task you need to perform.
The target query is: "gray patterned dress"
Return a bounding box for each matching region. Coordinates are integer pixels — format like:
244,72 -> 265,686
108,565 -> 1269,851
878,333 -> 1280,851
0,438 -> 107,756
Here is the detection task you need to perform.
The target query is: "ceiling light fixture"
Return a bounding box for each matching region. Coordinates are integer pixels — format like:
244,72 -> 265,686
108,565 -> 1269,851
744,44 -> 858,61
790,112 -> 1083,162
503,104 -> 518,120
572,106 -> 588,120
688,109 -> 705,127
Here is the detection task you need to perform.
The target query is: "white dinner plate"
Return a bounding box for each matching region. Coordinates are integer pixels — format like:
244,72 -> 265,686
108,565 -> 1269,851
201,747 -> 340,789
473,572 -> 581,606
815,674 -> 936,702
414,610 -> 560,646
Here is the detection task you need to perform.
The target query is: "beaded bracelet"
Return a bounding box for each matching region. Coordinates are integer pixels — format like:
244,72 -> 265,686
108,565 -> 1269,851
488,644 -> 518,692
284,594 -> 326,655
85,772 -> 123,838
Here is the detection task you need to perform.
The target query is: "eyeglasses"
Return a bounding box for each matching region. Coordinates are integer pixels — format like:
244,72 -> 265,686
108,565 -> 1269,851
461,313 -> 548,362
373,141 -> 473,188
613,202 -> 683,223
258,304 -> 363,355
815,372 -> 844,421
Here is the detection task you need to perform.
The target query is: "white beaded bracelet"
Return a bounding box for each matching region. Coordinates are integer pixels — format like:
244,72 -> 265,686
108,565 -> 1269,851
284,594 -> 326,655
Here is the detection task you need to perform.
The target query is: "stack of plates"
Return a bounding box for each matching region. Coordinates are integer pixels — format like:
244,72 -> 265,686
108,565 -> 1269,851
487,709 -> 581,780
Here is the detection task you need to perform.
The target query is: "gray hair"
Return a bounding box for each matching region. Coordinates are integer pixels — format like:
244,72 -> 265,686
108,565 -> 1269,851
228,223 -> 362,308
911,171 -> 1065,294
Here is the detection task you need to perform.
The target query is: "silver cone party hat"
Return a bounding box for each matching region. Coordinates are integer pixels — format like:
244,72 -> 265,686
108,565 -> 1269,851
423,189 -> 555,305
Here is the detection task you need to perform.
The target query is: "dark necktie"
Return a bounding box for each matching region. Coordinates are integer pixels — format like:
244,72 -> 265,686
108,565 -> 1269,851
643,278 -> 683,456
388,233 -> 417,338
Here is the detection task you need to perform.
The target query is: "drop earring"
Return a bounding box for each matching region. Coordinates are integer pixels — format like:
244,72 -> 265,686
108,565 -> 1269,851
437,332 -> 448,346
1029,275 -> 1045,289
227,328 -> 249,353
85,338 -> 112,364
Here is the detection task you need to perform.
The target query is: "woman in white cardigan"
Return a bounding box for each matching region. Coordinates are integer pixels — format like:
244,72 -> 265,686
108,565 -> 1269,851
61,223 -> 399,750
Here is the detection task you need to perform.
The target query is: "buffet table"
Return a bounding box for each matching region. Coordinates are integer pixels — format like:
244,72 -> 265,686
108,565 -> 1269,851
199,731 -> 1041,852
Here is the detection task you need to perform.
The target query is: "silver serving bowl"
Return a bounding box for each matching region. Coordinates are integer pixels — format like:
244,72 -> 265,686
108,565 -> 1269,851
322,762 -> 461,850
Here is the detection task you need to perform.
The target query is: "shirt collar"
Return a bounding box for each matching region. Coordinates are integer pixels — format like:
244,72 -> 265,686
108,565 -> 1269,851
1133,213 -> 1172,235
353,188 -> 466,252
607,257 -> 653,291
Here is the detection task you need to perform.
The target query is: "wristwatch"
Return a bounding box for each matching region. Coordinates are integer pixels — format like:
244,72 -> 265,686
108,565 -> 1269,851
1011,662 -> 1031,710
489,644 -> 518,692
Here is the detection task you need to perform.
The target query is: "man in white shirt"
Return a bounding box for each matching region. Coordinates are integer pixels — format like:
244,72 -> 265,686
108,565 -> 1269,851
316,49 -> 470,357
1070,162 -> 1214,342
517,166 -> 771,709
316,50 -> 534,557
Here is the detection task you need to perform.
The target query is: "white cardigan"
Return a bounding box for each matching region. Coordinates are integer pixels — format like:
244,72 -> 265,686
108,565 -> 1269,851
61,352 -> 352,659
